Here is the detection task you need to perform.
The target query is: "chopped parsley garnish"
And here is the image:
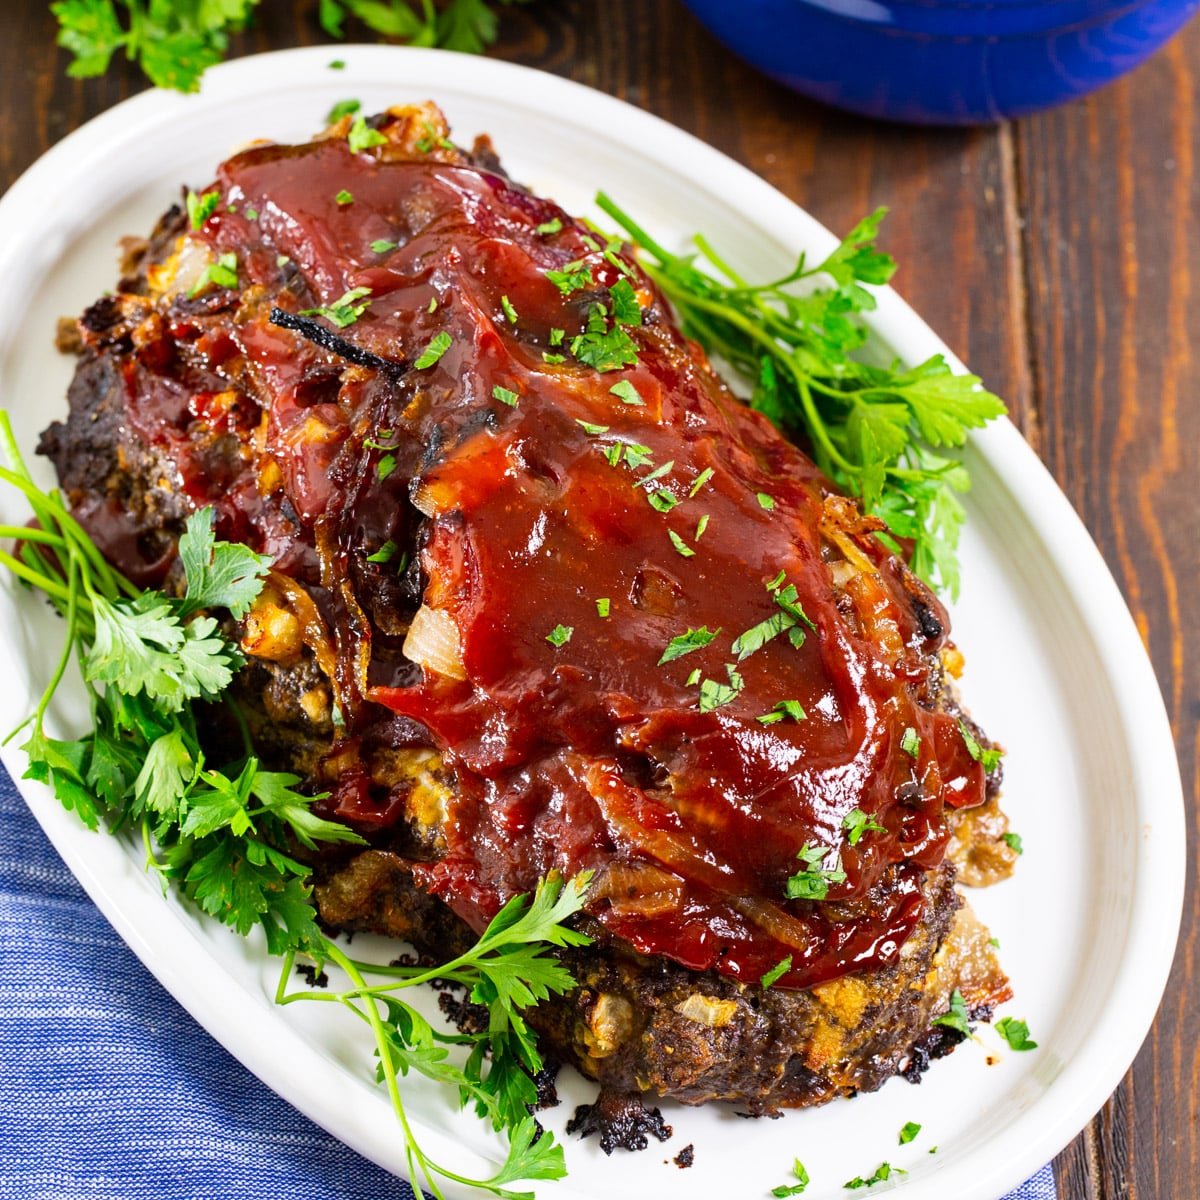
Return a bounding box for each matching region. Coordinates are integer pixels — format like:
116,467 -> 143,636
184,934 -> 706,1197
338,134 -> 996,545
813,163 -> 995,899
596,598 -> 610,618
842,807 -> 885,845
689,467 -> 714,497
545,624 -> 573,648
732,610 -> 796,661
427,297 -> 438,314
622,443 -> 653,469
608,277 -> 642,325
371,238 -> 397,254
493,386 -> 520,408
414,331 -> 453,369
571,305 -> 639,372
376,454 -> 397,481
186,188 -> 220,230
668,529 -> 695,558
326,98 -> 361,123
276,254 -> 290,268
328,59 -> 345,69
959,720 -> 1003,772
658,626 -> 719,666
698,665 -> 743,713
414,122 -> 454,154
245,208 -> 258,221
988,936 -> 1001,948
845,1162 -> 906,1189
1002,831 -> 1024,854
771,1159 -> 810,1197
542,352 -> 566,364
544,260 -> 593,295
757,492 -> 776,510
646,490 -> 677,513
994,1016 -> 1038,1051
335,188 -> 354,206
536,217 -> 563,235
898,1121 -> 921,1145
900,725 -> 921,758
500,294 -> 519,324
785,843 -> 845,900
685,668 -> 702,687
772,582 -> 817,631
576,419 -> 609,435
188,251 -> 238,298
766,569 -> 787,590
636,461 -> 674,489
365,540 -> 398,564
932,988 -> 970,1035
757,700 -> 806,726
549,327 -> 565,346
298,286 -> 373,329
610,379 -> 644,406
347,114 -> 387,153
760,956 -> 792,990
695,514 -> 709,539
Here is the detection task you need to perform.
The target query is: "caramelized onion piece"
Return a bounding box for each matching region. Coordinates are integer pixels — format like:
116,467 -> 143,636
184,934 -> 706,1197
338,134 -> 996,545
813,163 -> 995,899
591,862 -> 685,918
403,604 -> 466,681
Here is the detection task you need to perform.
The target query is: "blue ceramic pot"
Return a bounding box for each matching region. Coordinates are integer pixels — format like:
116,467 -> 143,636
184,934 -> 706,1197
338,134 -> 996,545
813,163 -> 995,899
681,0 -> 1199,124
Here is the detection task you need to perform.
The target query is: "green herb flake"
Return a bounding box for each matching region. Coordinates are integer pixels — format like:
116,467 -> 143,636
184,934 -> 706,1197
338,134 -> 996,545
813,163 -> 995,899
244,208 -> 258,221
347,114 -> 387,153
648,490 -> 679,513
493,386 -> 520,408
900,725 -> 921,758
760,956 -> 793,990
544,260 -> 593,295
276,254 -> 291,268
695,514 -> 709,540
658,626 -> 720,666
842,807 -> 885,846
542,352 -> 566,365
576,419 -> 609,435
668,529 -> 695,558
688,467 -> 714,498
732,610 -> 795,661
988,936 -> 1001,948
596,598 -> 610,618
623,443 -> 653,469
898,1121 -> 922,1145
549,327 -> 565,346
1002,831 -> 1024,854
186,189 -> 220,231
572,321 -> 639,372
932,988 -> 970,1036
376,454 -> 397,482
844,1162 -> 906,1189
326,98 -> 361,123
959,720 -> 1003,772
365,540 -> 398,564
636,461 -> 674,489
609,277 -> 642,326
771,1158 -> 810,1197
427,296 -> 438,314
685,668 -> 702,687
371,238 -> 397,254
785,843 -> 845,901
698,668 -> 742,713
546,624 -> 574,648
500,294 -> 519,324
188,251 -> 238,298
335,189 -> 354,206
536,217 -> 563,236
757,492 -> 776,511
328,59 -> 346,70
414,331 -> 453,370
994,1016 -> 1038,1051
298,286 -> 373,329
610,379 -> 644,406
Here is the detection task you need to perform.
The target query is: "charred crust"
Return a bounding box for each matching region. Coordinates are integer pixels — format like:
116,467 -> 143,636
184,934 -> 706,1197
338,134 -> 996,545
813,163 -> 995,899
566,1090 -> 672,1155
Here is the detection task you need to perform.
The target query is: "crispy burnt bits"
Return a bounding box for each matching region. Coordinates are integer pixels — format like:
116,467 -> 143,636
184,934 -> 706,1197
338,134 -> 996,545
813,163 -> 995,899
39,101 -> 1019,1140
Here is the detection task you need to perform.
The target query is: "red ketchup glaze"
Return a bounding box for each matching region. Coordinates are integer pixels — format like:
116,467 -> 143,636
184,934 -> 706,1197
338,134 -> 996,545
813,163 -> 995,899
133,130 -> 990,989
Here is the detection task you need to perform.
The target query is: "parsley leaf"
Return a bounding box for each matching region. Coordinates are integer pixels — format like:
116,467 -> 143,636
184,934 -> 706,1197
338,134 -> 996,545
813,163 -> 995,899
760,956 -> 792,989
494,386 -> 520,408
188,251 -> 238,298
932,988 -> 971,1036
298,286 -> 373,329
845,1162 -> 906,1189
771,1158 -> 811,1196
842,807 -> 885,845
610,379 -> 644,406
414,331 -> 452,369
544,260 -> 593,295
347,113 -> 387,153
186,188 -> 220,231
785,843 -> 846,900
545,624 -> 573,648
898,1120 -> 921,1145
658,626 -> 720,665
1002,831 -> 1024,854
176,508 -> 271,619
326,97 -> 361,122
959,720 -> 1003,772
994,1016 -> 1038,1051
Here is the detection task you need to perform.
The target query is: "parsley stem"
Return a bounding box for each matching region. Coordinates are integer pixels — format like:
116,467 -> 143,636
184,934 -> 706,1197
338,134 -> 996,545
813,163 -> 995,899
0,547 -> 72,603
33,549 -> 79,729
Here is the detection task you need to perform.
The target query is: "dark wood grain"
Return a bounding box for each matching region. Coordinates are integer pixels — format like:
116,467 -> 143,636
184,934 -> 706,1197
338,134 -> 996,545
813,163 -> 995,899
2,1 -> 1196,1196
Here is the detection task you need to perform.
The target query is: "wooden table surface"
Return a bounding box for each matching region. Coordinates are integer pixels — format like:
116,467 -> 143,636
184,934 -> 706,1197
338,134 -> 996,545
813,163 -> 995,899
2,1 -> 1195,1196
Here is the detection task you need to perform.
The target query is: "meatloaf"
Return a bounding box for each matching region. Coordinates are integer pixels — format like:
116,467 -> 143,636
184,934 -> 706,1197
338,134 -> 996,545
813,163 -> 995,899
39,101 -> 1018,1131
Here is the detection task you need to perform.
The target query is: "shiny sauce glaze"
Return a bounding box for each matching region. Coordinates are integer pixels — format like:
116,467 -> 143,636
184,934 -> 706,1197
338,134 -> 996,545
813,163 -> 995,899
92,115 -> 990,989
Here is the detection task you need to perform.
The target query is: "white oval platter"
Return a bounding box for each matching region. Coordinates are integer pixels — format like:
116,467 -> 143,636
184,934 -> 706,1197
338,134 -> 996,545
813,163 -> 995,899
0,44 -> 1184,1200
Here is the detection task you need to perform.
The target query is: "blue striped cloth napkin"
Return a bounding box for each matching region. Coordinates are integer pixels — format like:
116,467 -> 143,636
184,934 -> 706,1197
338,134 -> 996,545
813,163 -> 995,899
0,771 -> 1055,1199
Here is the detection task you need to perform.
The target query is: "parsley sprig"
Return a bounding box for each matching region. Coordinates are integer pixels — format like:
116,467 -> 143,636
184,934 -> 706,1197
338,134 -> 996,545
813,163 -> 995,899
595,195 -> 1007,597
0,410 -> 589,1199
52,0 -> 537,93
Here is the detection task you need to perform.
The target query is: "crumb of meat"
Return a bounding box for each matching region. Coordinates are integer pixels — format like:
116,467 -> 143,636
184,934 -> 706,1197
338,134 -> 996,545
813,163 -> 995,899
674,1144 -> 694,1168
566,1088 -> 673,1154
532,1059 -> 561,1111
295,963 -> 328,988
